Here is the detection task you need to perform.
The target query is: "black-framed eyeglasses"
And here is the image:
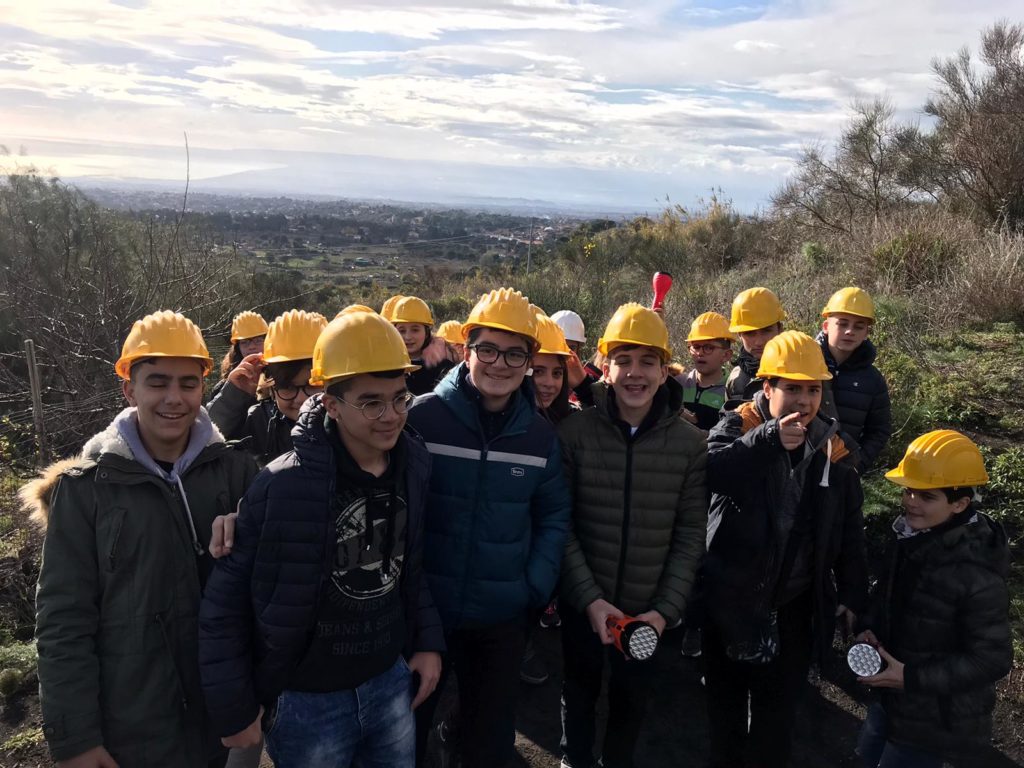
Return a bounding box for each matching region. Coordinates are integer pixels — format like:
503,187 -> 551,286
273,384 -> 322,401
687,343 -> 729,355
339,392 -> 415,420
468,343 -> 530,369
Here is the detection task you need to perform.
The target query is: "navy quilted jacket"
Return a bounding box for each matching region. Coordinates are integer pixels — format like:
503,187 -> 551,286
405,363 -> 571,630
198,396 -> 444,738
816,332 -> 892,472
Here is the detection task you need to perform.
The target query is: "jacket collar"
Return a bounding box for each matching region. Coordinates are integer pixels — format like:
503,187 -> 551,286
82,406 -> 224,481
815,330 -> 877,371
433,362 -> 538,436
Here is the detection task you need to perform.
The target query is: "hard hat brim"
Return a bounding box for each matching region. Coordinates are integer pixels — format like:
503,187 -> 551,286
115,353 -> 214,381
599,338 -> 672,362
754,370 -> 833,381
462,321 -> 539,349
313,362 -> 421,388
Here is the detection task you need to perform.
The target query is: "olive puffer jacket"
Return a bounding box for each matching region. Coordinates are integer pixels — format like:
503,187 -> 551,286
24,409 -> 257,765
860,510 -> 1012,758
816,332 -> 892,472
557,378 -> 708,624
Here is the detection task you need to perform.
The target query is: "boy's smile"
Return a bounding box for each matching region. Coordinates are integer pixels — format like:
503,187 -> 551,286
603,344 -> 668,426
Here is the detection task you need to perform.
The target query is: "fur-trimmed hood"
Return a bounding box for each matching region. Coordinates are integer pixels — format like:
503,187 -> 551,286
19,406 -> 224,529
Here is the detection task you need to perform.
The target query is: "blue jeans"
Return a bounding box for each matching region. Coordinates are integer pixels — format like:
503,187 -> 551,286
266,657 -> 415,768
857,704 -> 942,768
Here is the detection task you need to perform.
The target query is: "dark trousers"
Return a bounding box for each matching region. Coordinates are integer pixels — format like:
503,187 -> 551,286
559,604 -> 655,768
703,592 -> 814,768
415,615 -> 527,768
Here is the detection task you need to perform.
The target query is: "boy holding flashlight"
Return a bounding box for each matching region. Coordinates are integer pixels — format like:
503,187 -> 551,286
703,330 -> 868,768
558,303 -> 707,768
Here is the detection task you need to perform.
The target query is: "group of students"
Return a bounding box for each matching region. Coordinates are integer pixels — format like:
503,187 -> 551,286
20,283 -> 1011,768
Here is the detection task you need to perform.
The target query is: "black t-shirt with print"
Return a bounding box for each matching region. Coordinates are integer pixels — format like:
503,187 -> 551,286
288,419 -> 408,692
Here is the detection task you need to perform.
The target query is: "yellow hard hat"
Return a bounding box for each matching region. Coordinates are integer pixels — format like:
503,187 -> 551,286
729,287 -> 786,333
756,330 -> 832,381
462,287 -> 539,346
534,313 -> 572,356
436,320 -> 465,345
822,287 -> 876,321
335,304 -> 375,318
597,303 -> 672,362
380,295 -> 405,321
310,310 -> 420,386
115,310 -> 214,380
389,296 -> 434,326
886,430 -> 989,489
230,311 -> 269,343
687,311 -> 737,342
263,310 -> 328,364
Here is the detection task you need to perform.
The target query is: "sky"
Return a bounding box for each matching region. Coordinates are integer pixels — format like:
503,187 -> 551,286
0,1 -> 1012,210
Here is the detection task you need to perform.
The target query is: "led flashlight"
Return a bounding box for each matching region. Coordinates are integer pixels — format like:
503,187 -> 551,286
847,642 -> 882,677
606,615 -> 660,661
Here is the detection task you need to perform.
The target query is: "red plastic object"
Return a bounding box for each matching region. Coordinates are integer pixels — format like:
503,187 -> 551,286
652,271 -> 673,311
606,614 -> 660,661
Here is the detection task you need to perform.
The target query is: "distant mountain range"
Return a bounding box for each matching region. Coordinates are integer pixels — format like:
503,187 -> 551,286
5,137 -> 766,215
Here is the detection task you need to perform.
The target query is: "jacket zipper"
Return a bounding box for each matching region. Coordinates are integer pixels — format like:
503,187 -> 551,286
107,508 -> 127,571
155,612 -> 189,711
613,437 -> 635,606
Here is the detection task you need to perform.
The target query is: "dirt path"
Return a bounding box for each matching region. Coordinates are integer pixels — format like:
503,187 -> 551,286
497,624 -> 1024,768
3,626 -> 1021,766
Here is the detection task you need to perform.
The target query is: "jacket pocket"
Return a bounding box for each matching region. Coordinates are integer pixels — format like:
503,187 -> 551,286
101,507 -> 128,572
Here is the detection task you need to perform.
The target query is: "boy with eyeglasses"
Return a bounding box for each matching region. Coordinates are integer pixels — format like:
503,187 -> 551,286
199,308 -> 445,768
208,309 -> 328,465
680,312 -> 736,432
406,287 -> 571,768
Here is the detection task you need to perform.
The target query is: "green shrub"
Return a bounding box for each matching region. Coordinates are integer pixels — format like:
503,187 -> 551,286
873,230 -> 958,287
0,667 -> 21,698
801,241 -> 829,267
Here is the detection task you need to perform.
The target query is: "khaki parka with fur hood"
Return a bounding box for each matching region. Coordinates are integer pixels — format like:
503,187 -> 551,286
21,408 -> 256,766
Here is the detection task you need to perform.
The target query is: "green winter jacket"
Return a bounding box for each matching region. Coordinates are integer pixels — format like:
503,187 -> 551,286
557,378 -> 708,624
24,409 -> 256,765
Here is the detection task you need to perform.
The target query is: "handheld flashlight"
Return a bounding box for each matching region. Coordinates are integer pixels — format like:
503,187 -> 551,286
847,642 -> 882,677
606,615 -> 660,661
652,271 -> 673,311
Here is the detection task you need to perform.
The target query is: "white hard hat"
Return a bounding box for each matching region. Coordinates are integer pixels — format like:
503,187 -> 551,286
550,310 -> 586,343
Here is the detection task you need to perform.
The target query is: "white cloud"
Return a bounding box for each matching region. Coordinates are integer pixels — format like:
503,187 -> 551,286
0,0 -> 1012,206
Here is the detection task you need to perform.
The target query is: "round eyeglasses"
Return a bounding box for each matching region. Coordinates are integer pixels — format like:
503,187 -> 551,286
339,392 -> 415,420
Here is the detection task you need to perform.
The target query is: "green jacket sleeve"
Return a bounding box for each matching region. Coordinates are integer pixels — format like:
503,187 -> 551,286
35,474 -> 105,761
649,434 -> 708,625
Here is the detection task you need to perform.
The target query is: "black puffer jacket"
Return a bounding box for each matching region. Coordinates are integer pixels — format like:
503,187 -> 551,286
816,333 -> 891,472
724,349 -> 763,402
207,382 -> 294,466
704,394 -> 868,661
406,359 -> 456,396
861,510 -> 1012,758
198,396 -> 444,738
